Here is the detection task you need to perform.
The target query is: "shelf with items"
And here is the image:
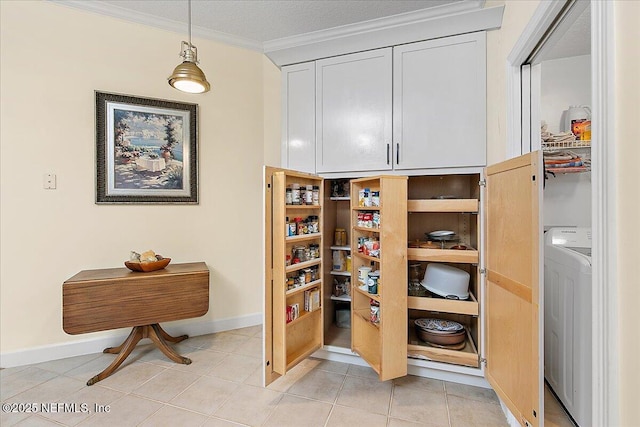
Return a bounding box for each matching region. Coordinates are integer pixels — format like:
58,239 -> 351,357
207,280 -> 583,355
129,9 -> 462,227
330,196 -> 351,201
330,294 -> 351,302
286,258 -> 321,273
330,245 -> 350,251
542,139 -> 591,151
286,280 -> 322,297
406,310 -> 479,368
407,199 -> 478,213
330,270 -> 351,276
407,291 -> 479,316
350,176 -> 407,381
272,170 -> 324,376
407,247 -> 478,264
286,233 -> 322,243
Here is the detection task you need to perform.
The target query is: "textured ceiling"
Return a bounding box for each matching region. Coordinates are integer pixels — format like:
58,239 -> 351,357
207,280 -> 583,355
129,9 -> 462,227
95,0 -> 461,43
542,5 -> 591,61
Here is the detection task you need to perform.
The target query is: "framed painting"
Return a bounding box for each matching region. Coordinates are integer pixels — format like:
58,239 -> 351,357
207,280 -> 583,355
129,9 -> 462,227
96,91 -> 198,204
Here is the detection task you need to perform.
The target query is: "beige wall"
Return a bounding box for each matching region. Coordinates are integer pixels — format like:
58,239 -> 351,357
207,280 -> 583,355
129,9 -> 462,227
615,2 -> 640,425
0,1 -> 277,352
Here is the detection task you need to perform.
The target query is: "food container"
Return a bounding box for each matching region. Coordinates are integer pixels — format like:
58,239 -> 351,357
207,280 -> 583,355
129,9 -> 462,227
358,266 -> 372,283
414,318 -> 466,345
420,263 -> 470,300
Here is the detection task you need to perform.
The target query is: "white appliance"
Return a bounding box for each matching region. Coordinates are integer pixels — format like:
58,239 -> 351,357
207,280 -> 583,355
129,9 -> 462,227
544,227 -> 592,427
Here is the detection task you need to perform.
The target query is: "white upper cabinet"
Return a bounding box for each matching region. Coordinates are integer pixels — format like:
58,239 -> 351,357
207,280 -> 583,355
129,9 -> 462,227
393,32 -> 487,170
315,48 -> 393,173
281,63 -> 316,174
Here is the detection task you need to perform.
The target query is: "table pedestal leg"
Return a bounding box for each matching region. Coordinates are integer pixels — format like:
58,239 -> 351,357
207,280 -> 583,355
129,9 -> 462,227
87,324 -> 191,386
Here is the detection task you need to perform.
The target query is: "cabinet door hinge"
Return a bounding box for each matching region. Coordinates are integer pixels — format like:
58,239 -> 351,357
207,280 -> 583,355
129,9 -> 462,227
480,357 -> 487,367
479,268 -> 487,274
479,179 -> 486,187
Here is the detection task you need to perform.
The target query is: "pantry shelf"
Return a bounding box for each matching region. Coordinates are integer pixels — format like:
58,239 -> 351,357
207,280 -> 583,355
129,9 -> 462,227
354,284 -> 380,302
286,205 -> 321,210
330,270 -> 350,276
407,292 -> 478,316
285,258 -> 321,273
407,247 -> 478,264
407,327 -> 478,368
286,307 -> 321,329
330,294 -> 351,302
286,233 -> 322,243
353,226 -> 381,233
286,280 -> 322,297
407,199 -> 478,213
352,206 -> 380,211
330,245 -> 351,251
330,196 -> 350,201
353,252 -> 380,264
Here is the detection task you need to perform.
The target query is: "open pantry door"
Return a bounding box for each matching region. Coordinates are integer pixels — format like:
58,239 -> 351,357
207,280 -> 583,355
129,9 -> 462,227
484,152 -> 544,427
264,167 -> 324,386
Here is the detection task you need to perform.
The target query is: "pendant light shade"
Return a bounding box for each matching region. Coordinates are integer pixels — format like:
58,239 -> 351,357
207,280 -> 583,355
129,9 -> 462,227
168,0 -> 210,93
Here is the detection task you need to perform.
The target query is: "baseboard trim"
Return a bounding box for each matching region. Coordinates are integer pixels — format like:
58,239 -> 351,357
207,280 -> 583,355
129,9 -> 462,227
0,313 -> 262,369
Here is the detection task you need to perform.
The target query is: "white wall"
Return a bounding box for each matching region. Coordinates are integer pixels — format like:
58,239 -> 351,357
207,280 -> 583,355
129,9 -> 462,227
541,55 -> 591,134
540,55 -> 592,228
0,1 -> 279,357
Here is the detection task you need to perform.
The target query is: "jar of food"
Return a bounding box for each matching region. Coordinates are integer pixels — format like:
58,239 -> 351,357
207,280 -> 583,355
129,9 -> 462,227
370,299 -> 380,324
305,185 -> 313,204
312,186 -> 320,205
358,266 -> 372,283
346,255 -> 352,272
304,268 -> 312,283
291,183 -> 301,205
286,255 -> 292,266
287,276 -> 295,290
309,243 -> 320,259
286,188 -> 293,205
293,245 -> 306,263
310,266 -> 318,281
372,191 -> 380,207
367,272 -> 379,294
297,272 -> 306,287
334,228 -> 347,246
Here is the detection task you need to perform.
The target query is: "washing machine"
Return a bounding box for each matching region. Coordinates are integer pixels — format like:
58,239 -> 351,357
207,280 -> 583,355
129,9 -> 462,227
544,227 -> 592,427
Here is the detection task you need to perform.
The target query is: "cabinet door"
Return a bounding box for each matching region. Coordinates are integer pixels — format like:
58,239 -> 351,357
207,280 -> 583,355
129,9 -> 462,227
264,167 -> 324,386
350,177 -> 407,381
485,152 -> 543,427
282,63 -> 316,174
316,48 -> 393,173
394,32 -> 486,170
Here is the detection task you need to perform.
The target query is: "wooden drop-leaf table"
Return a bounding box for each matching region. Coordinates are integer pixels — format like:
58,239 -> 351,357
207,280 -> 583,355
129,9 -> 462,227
62,262 -> 209,385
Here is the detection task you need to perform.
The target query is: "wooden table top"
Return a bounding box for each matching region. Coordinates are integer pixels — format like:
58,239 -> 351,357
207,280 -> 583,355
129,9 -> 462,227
63,262 -> 210,335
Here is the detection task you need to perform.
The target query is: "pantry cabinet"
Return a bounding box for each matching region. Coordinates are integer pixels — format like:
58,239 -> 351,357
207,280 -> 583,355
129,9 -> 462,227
315,48 -> 393,173
264,153 -> 543,427
393,32 -> 486,170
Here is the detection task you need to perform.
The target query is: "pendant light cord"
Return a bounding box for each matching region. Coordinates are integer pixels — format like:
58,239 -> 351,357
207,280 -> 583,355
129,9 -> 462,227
188,0 -> 192,48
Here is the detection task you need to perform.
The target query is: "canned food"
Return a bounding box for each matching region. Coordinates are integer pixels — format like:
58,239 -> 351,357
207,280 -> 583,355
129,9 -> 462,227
334,228 -> 347,246
367,273 -> 378,294
370,300 -> 380,323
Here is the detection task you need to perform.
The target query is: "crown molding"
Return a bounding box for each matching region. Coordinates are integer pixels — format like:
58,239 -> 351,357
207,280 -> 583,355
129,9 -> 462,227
265,4 -> 503,66
263,0 -> 483,52
49,0 -> 264,51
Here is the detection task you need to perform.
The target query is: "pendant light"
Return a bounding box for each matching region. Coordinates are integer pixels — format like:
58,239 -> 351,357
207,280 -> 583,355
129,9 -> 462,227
168,0 -> 211,93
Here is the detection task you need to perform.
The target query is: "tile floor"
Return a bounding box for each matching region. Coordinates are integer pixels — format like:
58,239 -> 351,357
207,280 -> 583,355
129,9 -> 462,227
1,326 -> 510,427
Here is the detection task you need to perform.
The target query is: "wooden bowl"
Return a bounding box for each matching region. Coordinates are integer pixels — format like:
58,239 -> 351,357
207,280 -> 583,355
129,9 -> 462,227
124,258 -> 171,272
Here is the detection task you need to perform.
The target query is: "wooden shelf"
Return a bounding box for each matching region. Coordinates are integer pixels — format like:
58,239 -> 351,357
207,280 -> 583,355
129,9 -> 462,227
407,247 -> 478,264
286,258 -> 321,273
353,226 -> 381,233
286,342 -> 322,370
353,252 -> 380,263
407,291 -> 478,316
330,196 -> 350,201
330,245 -> 351,251
353,308 -> 380,330
286,307 -> 321,328
286,280 -> 322,297
407,199 -> 478,213
407,328 -> 479,368
286,204 -> 321,210
354,284 -> 380,302
330,270 -> 351,276
286,233 -> 322,243
352,206 -> 380,211
330,294 -> 351,302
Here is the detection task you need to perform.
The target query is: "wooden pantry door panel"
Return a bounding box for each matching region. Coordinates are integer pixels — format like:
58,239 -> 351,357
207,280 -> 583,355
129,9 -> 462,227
485,152 -> 543,427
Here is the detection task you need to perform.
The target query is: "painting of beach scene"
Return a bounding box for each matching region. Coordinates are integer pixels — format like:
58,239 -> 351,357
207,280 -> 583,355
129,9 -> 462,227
96,92 -> 198,204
